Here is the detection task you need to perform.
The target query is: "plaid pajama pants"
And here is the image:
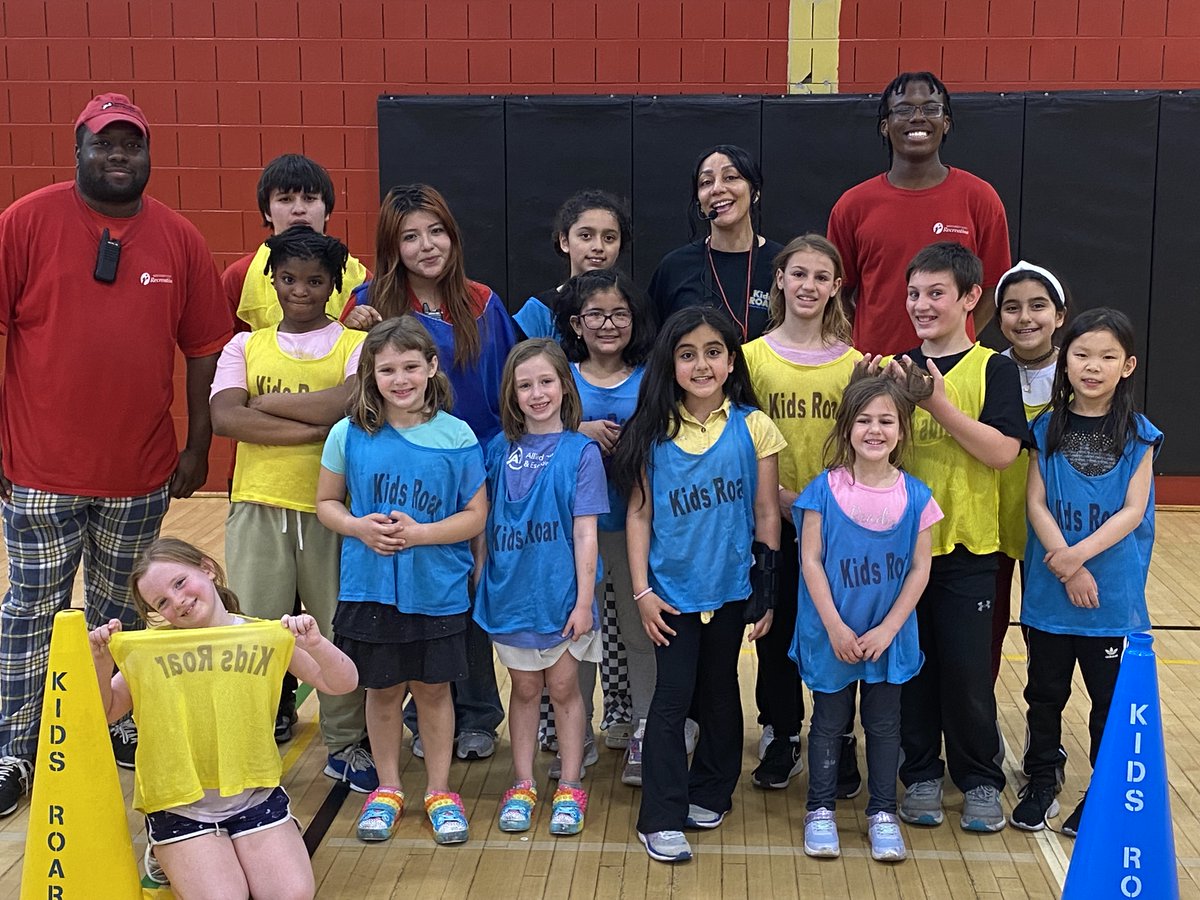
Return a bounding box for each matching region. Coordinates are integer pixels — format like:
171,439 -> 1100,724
0,483 -> 171,759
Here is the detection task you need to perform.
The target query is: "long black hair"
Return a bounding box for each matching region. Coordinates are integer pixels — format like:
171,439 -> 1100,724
611,307 -> 760,508
1040,307 -> 1141,457
687,143 -> 763,240
554,268 -> 654,366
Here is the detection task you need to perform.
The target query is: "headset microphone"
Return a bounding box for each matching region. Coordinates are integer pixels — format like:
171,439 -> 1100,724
696,206 -> 719,221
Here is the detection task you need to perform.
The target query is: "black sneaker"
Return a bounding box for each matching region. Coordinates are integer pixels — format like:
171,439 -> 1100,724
1061,792 -> 1086,838
275,690 -> 298,743
752,736 -> 803,789
1010,781 -> 1059,831
275,709 -> 297,743
0,757 -> 33,816
110,713 -> 137,769
835,734 -> 862,800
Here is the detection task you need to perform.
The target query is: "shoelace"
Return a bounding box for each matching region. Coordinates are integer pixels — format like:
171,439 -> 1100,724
110,716 -> 137,744
1018,782 -> 1056,802
341,745 -> 374,773
968,785 -> 999,801
808,816 -> 836,837
870,818 -> 900,838
909,781 -> 941,799
0,756 -> 32,788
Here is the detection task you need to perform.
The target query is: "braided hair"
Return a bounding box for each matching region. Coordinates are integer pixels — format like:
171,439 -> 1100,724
264,224 -> 350,294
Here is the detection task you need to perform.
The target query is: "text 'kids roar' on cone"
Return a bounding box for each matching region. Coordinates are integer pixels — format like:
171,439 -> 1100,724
20,610 -> 141,899
1062,632 -> 1179,900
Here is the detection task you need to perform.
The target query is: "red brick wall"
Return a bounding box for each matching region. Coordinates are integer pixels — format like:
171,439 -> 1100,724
837,0 -> 1200,92
3,0 -> 1197,495
0,0 -> 792,275
0,0 -> 791,491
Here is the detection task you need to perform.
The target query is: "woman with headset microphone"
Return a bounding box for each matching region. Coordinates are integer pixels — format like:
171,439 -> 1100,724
646,145 -> 784,342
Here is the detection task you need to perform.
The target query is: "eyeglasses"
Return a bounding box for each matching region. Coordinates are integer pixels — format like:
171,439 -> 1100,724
888,102 -> 945,120
576,310 -> 632,329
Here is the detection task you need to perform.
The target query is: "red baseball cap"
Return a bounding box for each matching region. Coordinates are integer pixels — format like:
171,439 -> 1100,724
75,92 -> 149,138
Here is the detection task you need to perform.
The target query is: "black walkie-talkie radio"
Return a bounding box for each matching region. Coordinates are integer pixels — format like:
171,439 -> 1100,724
94,227 -> 121,283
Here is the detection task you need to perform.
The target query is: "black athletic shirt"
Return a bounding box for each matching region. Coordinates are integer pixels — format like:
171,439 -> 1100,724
647,237 -> 784,340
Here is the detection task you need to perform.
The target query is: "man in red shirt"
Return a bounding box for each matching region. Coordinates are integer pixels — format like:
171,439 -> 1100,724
0,93 -> 232,815
828,71 -> 1011,356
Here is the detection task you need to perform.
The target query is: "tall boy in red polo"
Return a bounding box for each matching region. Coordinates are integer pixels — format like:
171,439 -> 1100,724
828,71 -> 1011,356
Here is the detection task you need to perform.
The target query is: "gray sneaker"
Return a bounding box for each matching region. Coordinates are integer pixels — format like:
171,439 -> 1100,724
456,730 -> 496,760
638,829 -> 692,863
622,727 -> 644,787
604,721 -> 633,750
960,784 -> 1007,833
899,778 -> 944,826
548,736 -> 599,780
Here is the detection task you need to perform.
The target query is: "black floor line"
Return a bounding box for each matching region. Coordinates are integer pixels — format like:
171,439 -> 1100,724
304,780 -> 351,857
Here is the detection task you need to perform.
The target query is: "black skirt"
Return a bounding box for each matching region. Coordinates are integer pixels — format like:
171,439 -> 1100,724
333,602 -> 469,688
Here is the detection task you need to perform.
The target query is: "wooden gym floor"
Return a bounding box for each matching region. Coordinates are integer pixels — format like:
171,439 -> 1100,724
0,496 -> 1197,898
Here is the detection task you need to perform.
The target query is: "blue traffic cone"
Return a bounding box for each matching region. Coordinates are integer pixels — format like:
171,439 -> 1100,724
1062,632 -> 1178,899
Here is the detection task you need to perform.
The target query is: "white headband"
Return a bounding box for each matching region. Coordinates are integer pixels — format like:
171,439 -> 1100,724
995,260 -> 1066,310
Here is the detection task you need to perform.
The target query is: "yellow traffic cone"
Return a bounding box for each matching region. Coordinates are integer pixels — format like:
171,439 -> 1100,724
20,610 -> 141,899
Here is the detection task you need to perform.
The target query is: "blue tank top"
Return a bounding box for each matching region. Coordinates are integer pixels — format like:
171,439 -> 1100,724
647,404 -> 757,614
788,470 -> 928,693
514,295 -> 558,339
349,284 -> 517,443
475,430 -> 598,634
573,363 -> 645,532
339,422 -> 485,615
1022,413 -> 1162,637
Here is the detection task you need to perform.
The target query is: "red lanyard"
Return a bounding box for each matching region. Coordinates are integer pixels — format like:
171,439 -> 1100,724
706,238 -> 753,340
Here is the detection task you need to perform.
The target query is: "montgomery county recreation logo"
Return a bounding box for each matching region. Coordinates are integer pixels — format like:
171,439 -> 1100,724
932,222 -> 969,236
140,272 -> 174,285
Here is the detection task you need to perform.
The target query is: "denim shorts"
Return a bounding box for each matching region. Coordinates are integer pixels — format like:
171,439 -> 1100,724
145,786 -> 293,846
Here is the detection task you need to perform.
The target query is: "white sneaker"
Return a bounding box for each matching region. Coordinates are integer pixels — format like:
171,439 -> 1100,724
757,724 -> 775,761
144,843 -> 169,885
684,718 -> 699,755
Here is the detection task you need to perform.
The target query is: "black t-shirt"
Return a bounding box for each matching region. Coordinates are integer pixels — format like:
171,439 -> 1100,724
900,346 -> 1030,445
647,237 -> 784,340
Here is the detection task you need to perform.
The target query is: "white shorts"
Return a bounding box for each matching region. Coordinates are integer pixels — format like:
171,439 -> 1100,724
494,629 -> 602,672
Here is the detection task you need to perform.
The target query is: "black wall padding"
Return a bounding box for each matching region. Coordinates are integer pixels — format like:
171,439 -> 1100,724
939,93 -> 1024,255
504,96 -> 632,308
630,96 -> 762,286
1146,92 -> 1200,474
378,91 -> 1193,474
1019,93 -> 1158,409
940,93 -> 1026,347
377,96 -> 507,297
760,94 -> 880,242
